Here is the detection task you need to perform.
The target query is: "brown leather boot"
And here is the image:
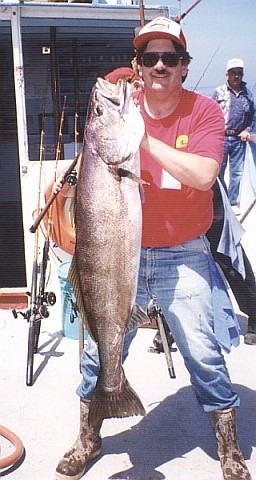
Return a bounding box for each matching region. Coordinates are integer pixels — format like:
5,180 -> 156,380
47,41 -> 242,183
55,398 -> 102,480
209,408 -> 251,480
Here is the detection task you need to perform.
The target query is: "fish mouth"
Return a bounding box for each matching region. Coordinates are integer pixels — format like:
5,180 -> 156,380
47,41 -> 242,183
96,77 -> 130,115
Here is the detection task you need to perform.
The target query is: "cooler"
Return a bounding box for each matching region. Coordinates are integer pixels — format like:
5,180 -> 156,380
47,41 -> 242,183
58,261 -> 88,340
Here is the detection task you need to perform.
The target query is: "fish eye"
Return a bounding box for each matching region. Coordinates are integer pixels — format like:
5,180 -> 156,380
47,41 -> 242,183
95,104 -> 103,116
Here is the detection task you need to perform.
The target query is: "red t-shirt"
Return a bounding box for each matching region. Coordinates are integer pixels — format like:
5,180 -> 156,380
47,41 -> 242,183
134,89 -> 225,247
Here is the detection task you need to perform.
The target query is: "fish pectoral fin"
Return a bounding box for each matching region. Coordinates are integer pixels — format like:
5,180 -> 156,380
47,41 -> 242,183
126,303 -> 150,334
117,168 -> 150,185
88,371 -> 146,426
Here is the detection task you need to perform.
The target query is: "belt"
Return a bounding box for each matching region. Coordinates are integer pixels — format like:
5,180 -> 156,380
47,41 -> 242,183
225,129 -> 241,136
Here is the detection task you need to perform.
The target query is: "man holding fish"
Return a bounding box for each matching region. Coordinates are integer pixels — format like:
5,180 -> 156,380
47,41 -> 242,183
55,17 -> 252,480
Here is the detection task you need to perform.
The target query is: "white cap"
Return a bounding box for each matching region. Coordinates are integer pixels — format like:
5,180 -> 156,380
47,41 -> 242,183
133,17 -> 187,50
226,58 -> 244,71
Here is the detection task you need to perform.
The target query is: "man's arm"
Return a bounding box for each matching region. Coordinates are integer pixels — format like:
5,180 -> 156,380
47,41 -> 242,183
140,134 -> 219,191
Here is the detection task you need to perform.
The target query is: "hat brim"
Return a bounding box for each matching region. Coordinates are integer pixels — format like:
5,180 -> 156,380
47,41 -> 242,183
133,31 -> 186,50
227,66 -> 244,72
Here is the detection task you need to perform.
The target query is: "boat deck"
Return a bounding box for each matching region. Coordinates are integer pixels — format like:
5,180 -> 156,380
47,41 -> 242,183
0,299 -> 256,480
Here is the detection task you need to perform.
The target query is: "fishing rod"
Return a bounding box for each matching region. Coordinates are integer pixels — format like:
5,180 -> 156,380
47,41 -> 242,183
53,95 -> 67,181
193,37 -> 225,91
26,92 -> 47,386
71,42 -> 83,355
176,0 -> 202,23
71,38 -> 80,185
13,71 -> 57,386
139,0 -> 145,28
30,94 -> 67,236
177,0 -> 182,21
74,97 -> 79,159
147,301 -> 176,379
29,148 -> 82,234
50,27 -> 60,145
26,95 -> 67,385
240,197 -> 256,224
238,135 -> 256,224
36,94 -> 67,233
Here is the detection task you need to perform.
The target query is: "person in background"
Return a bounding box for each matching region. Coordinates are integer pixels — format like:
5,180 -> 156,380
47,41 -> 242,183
55,18 -> 252,480
212,58 -> 256,215
207,178 -> 256,345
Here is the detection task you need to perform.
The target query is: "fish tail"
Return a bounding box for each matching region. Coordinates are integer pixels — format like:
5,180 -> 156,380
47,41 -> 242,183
88,371 -> 145,426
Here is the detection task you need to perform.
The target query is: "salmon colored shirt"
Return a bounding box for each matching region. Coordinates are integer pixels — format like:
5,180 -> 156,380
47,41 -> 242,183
134,89 -> 225,247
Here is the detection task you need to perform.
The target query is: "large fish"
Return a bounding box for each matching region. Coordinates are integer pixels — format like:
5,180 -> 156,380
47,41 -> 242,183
69,77 -> 148,426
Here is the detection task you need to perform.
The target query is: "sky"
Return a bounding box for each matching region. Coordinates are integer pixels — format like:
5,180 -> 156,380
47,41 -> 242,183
147,0 -> 256,96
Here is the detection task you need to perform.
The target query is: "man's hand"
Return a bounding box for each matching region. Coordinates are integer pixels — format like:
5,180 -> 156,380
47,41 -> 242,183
239,130 -> 251,142
52,172 -> 76,198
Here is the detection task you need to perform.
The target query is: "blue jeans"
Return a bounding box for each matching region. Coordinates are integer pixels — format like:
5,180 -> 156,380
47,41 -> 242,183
77,237 -> 239,413
220,136 -> 246,205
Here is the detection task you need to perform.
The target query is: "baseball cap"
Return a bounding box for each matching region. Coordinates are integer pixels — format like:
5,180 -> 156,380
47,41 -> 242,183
133,17 -> 187,51
226,58 -> 244,71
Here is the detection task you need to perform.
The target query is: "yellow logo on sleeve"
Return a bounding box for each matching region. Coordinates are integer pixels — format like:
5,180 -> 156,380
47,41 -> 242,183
176,135 -> 189,148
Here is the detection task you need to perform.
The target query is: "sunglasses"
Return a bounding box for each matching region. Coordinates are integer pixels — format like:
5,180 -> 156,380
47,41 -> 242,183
141,52 -> 183,68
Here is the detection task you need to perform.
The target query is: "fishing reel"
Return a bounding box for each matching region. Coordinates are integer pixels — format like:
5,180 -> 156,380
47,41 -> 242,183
67,295 -> 79,324
37,290 -> 57,318
66,170 -> 78,187
12,290 -> 56,322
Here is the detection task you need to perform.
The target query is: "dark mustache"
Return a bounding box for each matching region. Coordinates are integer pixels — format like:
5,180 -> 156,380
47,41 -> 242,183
153,69 -> 168,75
